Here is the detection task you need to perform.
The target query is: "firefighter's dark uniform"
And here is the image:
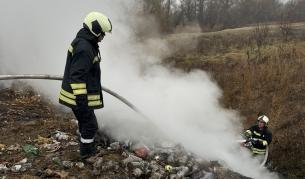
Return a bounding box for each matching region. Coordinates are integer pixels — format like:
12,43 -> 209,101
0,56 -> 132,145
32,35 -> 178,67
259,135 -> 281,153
245,125 -> 272,155
59,27 -> 104,157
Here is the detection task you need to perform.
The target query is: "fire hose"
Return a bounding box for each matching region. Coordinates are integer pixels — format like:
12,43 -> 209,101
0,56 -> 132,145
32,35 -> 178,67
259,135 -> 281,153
0,74 -> 142,115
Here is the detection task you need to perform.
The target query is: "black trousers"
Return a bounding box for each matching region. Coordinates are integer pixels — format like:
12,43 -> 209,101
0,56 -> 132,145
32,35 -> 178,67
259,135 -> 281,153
72,108 -> 98,143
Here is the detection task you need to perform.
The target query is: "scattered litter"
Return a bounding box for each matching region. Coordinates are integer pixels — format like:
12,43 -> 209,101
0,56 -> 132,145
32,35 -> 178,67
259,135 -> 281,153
93,157 -> 103,168
101,161 -> 119,172
44,169 -> 55,177
75,162 -> 85,169
43,143 -> 61,153
52,157 -> 61,166
134,146 -> 149,159
54,171 -> 69,178
0,164 -> 9,173
176,166 -> 190,178
23,144 -> 39,156
52,130 -> 69,140
123,154 -> 143,165
109,142 -> 120,150
35,135 -> 53,144
165,165 -> 173,172
17,158 -> 28,164
10,165 -> 22,173
7,144 -> 21,151
62,161 -> 74,169
133,168 -> 143,177
67,141 -> 78,146
0,144 -> 5,151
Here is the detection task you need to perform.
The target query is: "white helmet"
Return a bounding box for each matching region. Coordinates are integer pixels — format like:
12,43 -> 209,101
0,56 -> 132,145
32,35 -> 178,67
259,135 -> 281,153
257,115 -> 269,125
83,12 -> 112,37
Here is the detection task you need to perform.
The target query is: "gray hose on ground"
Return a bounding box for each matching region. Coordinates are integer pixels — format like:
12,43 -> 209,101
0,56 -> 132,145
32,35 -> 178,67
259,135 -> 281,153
0,74 -> 142,115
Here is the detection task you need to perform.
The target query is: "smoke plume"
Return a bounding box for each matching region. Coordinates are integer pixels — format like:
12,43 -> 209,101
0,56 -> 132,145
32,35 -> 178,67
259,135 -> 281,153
0,0 -> 278,178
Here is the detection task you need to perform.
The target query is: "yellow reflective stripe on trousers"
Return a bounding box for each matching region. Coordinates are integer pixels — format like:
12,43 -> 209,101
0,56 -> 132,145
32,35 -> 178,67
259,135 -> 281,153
68,45 -> 73,54
88,100 -> 102,106
60,89 -> 76,99
59,94 -> 76,105
88,95 -> 100,101
73,89 -> 88,95
70,83 -> 86,90
252,147 -> 266,154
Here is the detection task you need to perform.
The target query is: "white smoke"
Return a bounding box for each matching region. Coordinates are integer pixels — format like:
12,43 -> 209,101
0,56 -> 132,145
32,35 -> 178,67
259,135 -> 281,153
0,0 -> 278,178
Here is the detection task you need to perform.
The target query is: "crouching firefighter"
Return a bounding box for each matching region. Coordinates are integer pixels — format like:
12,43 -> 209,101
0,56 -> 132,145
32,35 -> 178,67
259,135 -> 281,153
244,115 -> 272,155
59,12 -> 112,159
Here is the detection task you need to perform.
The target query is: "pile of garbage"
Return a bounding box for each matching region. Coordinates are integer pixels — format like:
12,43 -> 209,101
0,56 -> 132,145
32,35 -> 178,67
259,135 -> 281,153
0,128 -> 253,179
88,138 -> 251,179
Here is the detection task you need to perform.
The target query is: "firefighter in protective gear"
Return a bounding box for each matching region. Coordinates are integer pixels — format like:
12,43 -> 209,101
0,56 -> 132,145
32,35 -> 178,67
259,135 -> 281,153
244,114 -> 272,155
59,11 -> 112,159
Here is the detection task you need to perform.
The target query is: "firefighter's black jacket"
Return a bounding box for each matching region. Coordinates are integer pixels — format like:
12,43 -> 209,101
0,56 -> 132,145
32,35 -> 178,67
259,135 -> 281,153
245,125 -> 272,154
59,28 -> 104,110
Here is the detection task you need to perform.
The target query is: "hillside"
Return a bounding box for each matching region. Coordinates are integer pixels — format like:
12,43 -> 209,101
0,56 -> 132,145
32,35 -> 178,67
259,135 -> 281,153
165,23 -> 305,178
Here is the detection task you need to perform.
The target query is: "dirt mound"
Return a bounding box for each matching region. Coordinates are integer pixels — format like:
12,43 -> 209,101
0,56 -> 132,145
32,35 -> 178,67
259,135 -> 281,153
165,32 -> 305,178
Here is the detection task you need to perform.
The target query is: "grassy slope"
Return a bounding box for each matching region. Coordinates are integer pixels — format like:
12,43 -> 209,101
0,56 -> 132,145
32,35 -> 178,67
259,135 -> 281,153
165,25 -> 305,178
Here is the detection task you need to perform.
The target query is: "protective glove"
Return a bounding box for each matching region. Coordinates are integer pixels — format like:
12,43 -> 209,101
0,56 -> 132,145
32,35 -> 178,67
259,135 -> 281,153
244,131 -> 252,139
250,138 -> 259,146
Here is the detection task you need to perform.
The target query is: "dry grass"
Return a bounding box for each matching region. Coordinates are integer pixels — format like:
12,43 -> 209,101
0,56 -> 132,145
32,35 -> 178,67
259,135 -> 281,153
165,27 -> 305,178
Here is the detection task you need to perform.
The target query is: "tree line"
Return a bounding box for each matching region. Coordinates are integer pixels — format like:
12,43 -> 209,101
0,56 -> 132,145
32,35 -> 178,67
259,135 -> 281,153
139,0 -> 305,32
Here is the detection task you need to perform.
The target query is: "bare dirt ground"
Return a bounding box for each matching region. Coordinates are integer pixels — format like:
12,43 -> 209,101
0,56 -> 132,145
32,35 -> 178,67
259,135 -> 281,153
0,86 -> 128,178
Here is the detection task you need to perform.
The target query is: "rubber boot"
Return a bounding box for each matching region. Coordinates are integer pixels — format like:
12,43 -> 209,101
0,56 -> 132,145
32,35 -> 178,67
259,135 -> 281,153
80,142 -> 96,160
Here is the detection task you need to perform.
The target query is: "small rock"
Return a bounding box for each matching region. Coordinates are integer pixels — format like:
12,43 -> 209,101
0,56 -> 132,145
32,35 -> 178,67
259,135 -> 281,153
62,161 -> 74,169
75,162 -> 85,169
133,168 -> 143,177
